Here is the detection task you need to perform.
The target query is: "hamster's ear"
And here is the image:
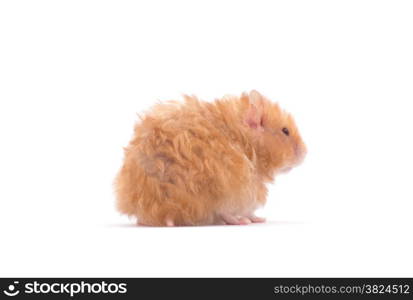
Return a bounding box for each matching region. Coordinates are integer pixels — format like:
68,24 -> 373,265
249,90 -> 262,103
245,90 -> 264,130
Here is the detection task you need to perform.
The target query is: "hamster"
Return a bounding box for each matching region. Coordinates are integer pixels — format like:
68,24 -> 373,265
115,90 -> 306,226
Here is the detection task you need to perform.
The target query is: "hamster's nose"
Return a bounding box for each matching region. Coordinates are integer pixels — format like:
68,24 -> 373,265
294,143 -> 307,163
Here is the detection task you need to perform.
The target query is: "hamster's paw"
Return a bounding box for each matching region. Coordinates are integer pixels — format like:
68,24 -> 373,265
220,214 -> 266,225
247,215 -> 266,223
165,218 -> 175,227
221,214 -> 252,225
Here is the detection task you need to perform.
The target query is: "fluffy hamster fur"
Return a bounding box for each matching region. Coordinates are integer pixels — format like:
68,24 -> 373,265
115,90 -> 306,226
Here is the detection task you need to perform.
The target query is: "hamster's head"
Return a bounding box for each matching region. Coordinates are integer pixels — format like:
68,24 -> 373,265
243,90 -> 307,175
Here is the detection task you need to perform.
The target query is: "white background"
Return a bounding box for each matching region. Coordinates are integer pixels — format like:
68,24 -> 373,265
0,0 -> 412,277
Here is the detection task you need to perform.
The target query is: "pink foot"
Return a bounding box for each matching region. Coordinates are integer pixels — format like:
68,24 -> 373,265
165,219 -> 175,227
248,215 -> 266,223
221,214 -> 252,225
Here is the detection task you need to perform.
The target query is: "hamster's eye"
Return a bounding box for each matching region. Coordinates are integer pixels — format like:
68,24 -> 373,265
282,127 -> 290,136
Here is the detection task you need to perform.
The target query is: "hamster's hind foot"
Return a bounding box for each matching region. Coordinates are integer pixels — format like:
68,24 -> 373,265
220,214 -> 266,225
220,214 -> 251,225
165,218 -> 175,227
248,215 -> 266,223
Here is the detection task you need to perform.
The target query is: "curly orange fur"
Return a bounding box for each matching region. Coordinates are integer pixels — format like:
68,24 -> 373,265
115,90 -> 306,226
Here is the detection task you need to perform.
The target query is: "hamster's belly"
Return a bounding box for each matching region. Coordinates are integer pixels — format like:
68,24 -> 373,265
214,176 -> 262,218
